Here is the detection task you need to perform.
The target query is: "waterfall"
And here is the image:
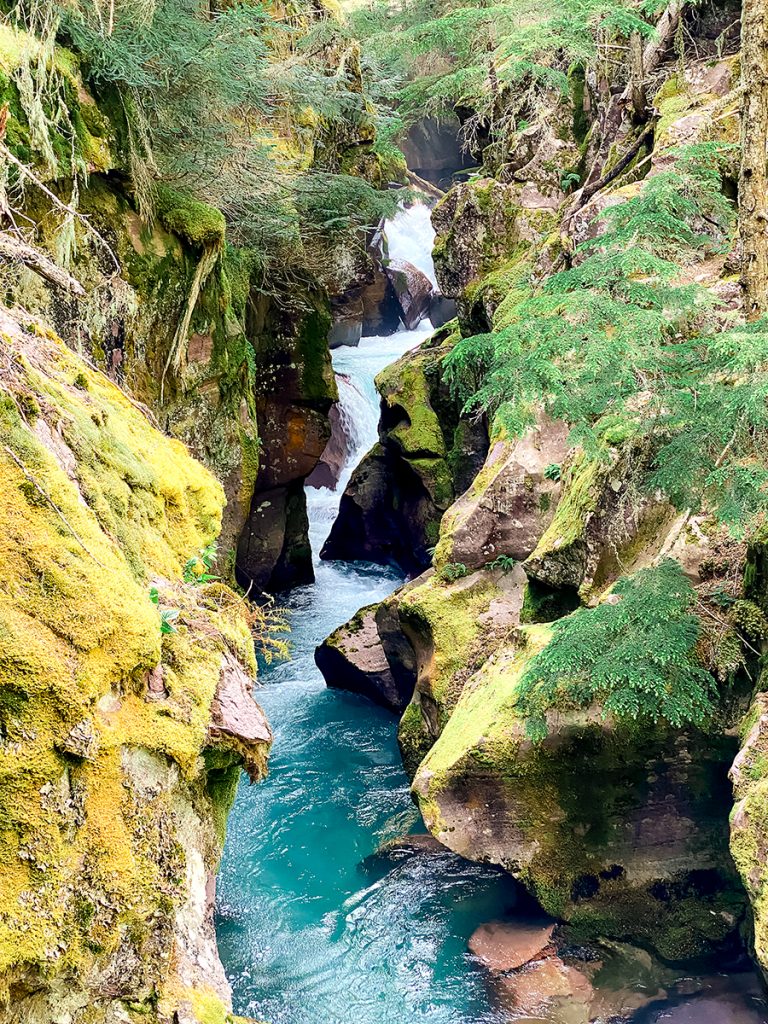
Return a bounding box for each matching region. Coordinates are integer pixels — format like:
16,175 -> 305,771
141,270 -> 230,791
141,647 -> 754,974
382,203 -> 438,287
306,203 -> 437,555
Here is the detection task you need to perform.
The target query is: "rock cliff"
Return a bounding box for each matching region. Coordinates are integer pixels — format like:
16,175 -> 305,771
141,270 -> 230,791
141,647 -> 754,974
0,307 -> 271,1022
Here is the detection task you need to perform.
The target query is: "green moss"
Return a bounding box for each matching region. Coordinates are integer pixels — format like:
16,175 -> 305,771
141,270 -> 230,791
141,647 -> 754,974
415,627 -> 743,960
0,317 -> 270,1005
155,184 -> 227,250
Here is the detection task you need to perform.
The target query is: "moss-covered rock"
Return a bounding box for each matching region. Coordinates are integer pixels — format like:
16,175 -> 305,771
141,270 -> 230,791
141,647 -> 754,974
431,179 -> 559,333
730,688 -> 768,985
321,323 -> 489,573
0,309 -> 271,1022
434,417 -> 569,572
412,629 -> 745,963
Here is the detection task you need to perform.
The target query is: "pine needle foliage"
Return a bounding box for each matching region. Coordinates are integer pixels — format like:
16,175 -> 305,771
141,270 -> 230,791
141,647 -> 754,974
348,0 -> 667,128
446,145 -> 768,534
6,0 -> 395,274
517,560 -> 716,741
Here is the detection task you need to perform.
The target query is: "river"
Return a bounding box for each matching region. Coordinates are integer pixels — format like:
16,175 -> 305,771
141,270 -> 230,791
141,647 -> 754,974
215,207 -> 768,1024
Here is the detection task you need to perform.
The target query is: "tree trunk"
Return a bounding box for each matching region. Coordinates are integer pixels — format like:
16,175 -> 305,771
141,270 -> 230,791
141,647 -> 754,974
739,0 -> 768,320
628,31 -> 647,120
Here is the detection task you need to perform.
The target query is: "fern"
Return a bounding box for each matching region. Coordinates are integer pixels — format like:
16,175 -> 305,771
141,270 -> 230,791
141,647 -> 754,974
517,560 -> 716,741
445,146 -> 768,533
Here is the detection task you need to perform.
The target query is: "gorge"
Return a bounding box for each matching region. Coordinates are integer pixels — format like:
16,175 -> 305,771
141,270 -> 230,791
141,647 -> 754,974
5,0 -> 768,1022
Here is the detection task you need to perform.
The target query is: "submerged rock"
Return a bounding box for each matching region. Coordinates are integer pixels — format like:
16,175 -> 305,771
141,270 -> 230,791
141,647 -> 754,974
468,918 -> 556,970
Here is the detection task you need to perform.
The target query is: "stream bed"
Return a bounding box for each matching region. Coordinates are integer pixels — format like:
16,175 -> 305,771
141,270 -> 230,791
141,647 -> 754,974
216,209 -> 768,1024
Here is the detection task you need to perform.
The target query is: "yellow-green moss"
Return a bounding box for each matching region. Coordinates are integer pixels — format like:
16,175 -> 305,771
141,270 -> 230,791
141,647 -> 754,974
155,185 -> 227,250
0,317 -> 268,1008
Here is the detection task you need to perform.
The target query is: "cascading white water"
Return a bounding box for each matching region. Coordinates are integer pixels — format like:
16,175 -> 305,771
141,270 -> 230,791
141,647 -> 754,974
217,203 -> 768,1024
216,204 -> 526,1024
306,204 -> 438,554
382,203 -> 438,287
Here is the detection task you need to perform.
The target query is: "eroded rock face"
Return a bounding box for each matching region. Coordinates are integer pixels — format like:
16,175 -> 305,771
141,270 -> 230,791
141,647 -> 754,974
237,289 -> 337,592
321,326 -> 489,574
435,419 -> 570,571
410,629 -> 744,962
315,604 -> 413,712
400,115 -> 473,189
431,177 -> 559,331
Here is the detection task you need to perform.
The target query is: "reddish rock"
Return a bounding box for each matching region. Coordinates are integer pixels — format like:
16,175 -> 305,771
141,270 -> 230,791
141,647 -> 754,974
315,604 -> 415,712
385,258 -> 433,329
208,653 -> 272,781
468,918 -> 556,971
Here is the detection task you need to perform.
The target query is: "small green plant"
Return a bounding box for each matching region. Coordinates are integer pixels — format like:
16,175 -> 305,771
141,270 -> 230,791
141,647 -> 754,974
517,560 -> 716,742
436,562 -> 469,583
150,586 -> 179,634
184,542 -> 219,584
544,463 -> 562,482
561,170 -> 581,190
486,554 -> 517,571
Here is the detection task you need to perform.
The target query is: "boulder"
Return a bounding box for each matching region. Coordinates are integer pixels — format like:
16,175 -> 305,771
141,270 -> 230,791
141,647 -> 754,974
321,326 -> 489,574
468,918 -> 555,970
411,630 -> 745,962
384,257 -> 433,329
306,400 -> 352,490
360,264 -> 402,336
435,418 -> 570,571
315,604 -> 413,712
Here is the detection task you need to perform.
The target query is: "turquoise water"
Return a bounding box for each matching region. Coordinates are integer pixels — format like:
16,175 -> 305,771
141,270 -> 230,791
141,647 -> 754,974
215,215 -> 768,1024
216,326 -> 521,1024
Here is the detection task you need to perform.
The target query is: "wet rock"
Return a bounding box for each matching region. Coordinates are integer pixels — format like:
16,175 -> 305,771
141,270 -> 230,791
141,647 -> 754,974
495,957 -> 595,1020
400,115 -> 473,190
237,288 -> 337,592
428,293 -> 456,329
376,833 -> 446,859
468,918 -> 555,971
360,264 -> 402,336
412,630 -> 745,962
306,401 -> 353,491
315,604 -> 413,713
385,258 -> 433,329
208,652 -> 272,781
322,327 -> 489,574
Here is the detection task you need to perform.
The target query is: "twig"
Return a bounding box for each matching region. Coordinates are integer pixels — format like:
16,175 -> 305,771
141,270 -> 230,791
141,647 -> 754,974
0,143 -> 120,274
3,444 -> 106,568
